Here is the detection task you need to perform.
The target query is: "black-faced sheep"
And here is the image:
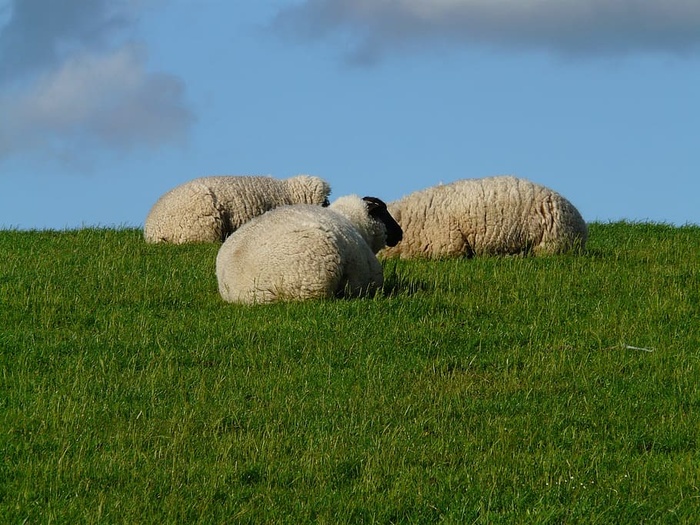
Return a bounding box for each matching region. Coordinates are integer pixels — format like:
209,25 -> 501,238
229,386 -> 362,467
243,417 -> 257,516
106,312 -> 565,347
216,195 -> 402,304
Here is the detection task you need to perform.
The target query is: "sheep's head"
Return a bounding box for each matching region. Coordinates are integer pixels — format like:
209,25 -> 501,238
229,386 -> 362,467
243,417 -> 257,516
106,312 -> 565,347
363,196 -> 403,251
329,195 -> 402,253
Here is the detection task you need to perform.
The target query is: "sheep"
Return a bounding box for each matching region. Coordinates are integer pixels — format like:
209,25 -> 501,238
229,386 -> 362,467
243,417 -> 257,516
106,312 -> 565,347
144,174 -> 331,244
216,195 -> 403,304
380,176 -> 587,259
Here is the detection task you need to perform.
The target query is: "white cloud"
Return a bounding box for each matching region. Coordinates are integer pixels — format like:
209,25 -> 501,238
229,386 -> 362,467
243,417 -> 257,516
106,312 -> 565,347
274,0 -> 700,63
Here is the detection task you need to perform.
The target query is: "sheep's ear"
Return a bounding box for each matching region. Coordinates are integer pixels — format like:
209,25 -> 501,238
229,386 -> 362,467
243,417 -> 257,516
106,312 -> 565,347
362,196 -> 387,216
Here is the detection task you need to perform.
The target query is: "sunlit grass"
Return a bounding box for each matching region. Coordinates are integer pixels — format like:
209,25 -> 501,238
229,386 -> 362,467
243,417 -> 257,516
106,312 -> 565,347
1,223 -> 699,523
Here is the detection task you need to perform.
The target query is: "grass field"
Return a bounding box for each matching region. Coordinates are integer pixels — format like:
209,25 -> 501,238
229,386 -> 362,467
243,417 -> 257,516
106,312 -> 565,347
1,222 -> 699,523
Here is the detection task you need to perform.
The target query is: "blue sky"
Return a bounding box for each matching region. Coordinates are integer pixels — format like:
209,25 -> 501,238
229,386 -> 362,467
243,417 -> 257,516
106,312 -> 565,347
1,0 -> 699,229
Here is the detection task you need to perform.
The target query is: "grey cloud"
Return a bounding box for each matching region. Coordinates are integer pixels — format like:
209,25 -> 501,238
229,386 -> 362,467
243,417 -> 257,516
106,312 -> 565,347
0,0 -> 193,162
273,0 -> 700,63
0,0 -> 133,82
0,46 -> 193,158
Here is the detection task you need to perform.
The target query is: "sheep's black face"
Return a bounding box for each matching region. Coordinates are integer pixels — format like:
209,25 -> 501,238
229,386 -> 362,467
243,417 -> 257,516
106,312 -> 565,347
363,196 -> 403,247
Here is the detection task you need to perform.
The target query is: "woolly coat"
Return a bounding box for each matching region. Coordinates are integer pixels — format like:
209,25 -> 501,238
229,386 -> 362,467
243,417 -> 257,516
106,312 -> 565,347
144,175 -> 331,244
380,176 -> 587,259
216,195 -> 402,304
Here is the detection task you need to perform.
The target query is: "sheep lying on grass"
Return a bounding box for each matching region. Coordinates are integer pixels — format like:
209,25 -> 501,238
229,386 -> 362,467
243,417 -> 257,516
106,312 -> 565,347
216,195 -> 403,304
144,175 -> 331,244
380,176 -> 587,259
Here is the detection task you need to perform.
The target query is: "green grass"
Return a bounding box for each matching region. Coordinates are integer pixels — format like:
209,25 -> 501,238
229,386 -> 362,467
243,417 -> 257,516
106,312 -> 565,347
1,222 -> 699,523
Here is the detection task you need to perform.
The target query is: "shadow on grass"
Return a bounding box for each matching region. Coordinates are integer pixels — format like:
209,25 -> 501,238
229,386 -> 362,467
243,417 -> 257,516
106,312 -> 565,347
380,261 -> 430,298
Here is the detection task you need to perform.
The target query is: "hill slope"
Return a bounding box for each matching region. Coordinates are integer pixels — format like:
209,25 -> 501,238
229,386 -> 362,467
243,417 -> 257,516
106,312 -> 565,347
1,223 -> 699,523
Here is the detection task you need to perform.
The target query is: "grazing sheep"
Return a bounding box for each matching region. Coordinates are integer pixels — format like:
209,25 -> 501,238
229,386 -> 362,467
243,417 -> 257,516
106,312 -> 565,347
216,195 -> 403,304
144,175 -> 331,244
380,176 -> 587,259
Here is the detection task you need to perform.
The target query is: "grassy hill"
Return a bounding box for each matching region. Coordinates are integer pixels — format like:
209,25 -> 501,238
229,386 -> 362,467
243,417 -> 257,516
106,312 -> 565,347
1,223 -> 699,523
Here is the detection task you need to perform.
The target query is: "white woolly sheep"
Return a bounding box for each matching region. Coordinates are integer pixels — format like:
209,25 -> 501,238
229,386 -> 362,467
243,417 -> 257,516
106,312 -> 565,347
216,195 -> 403,304
380,175 -> 587,259
144,175 -> 331,244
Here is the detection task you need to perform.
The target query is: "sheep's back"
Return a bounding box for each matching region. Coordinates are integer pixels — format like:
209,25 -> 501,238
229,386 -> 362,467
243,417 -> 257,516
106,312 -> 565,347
196,176 -> 293,230
216,205 -> 367,303
145,175 -> 330,244
144,181 -> 224,243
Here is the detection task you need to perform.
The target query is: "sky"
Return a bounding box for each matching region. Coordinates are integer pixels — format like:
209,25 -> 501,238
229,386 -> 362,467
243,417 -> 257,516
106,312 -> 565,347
1,0 -> 699,230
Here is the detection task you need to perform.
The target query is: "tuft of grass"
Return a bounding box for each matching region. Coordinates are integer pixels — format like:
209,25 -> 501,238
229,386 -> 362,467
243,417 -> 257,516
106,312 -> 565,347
1,223 -> 699,523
